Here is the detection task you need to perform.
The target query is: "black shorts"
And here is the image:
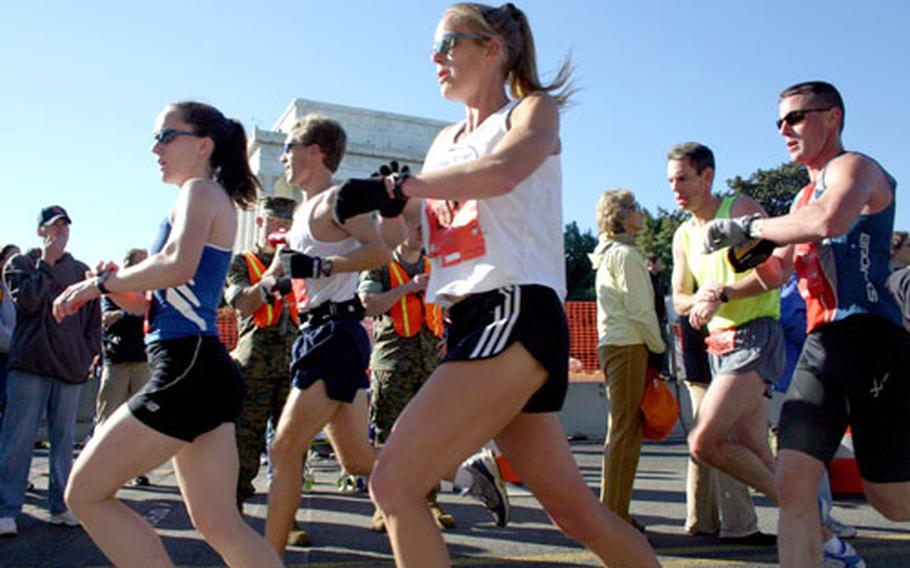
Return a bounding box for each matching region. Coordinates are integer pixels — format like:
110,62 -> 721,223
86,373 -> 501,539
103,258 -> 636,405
779,314 -> 910,483
680,317 -> 710,385
290,319 -> 370,403
129,335 -> 243,442
443,284 -> 569,413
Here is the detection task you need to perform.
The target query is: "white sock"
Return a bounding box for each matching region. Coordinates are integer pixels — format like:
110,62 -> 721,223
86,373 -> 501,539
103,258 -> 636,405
453,465 -> 474,493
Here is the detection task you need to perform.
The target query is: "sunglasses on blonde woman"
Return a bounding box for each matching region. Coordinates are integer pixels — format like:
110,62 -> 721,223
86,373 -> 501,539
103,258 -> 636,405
432,32 -> 490,56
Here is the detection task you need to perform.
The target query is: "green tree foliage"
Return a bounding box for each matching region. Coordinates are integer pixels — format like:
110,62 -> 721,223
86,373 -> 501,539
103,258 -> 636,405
725,161 -> 809,216
564,221 -> 597,300
637,207 -> 688,270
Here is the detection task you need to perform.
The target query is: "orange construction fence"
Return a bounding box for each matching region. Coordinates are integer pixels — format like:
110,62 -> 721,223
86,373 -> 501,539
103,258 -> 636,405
216,301 -> 602,382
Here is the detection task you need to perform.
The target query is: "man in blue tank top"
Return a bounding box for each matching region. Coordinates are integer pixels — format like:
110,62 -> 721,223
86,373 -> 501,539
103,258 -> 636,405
703,81 -> 909,568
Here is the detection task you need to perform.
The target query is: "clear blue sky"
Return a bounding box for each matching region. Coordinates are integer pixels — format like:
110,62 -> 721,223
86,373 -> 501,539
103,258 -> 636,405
2,1 -> 907,264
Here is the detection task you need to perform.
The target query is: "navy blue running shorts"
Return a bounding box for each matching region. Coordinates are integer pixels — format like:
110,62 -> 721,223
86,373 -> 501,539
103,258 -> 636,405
289,319 -> 370,403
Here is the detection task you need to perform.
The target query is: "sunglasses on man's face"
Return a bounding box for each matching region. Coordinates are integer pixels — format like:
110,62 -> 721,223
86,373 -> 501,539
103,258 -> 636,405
282,142 -> 305,155
776,107 -> 832,130
154,128 -> 199,145
432,32 -> 490,56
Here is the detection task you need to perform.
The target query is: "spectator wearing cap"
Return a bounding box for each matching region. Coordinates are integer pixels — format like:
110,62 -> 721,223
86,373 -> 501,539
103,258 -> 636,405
222,197 -> 301,522
1,243 -> 21,419
0,206 -> 101,536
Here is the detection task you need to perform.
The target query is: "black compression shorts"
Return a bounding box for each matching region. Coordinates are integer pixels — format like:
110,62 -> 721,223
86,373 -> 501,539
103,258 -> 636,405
778,314 -> 910,483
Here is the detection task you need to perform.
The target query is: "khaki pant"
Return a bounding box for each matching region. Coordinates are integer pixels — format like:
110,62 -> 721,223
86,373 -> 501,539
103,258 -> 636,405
685,381 -> 759,537
598,343 -> 647,521
95,361 -> 150,429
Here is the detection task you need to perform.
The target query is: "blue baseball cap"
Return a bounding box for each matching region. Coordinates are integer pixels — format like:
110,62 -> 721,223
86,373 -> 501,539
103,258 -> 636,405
37,205 -> 72,228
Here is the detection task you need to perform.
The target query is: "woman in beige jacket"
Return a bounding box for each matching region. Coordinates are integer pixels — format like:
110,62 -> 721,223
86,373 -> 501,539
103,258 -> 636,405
591,189 -> 666,531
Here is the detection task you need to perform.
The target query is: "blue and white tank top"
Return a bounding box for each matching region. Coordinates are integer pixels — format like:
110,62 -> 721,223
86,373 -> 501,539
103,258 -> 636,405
145,217 -> 232,343
792,152 -> 902,332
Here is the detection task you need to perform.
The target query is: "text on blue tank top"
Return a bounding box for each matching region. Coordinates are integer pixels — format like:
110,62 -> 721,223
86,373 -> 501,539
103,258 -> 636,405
145,218 -> 232,342
812,154 -> 901,326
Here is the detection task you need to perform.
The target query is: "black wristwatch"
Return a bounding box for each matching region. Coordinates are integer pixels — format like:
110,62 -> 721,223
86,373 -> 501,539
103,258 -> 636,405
719,289 -> 730,303
94,270 -> 112,295
319,258 -> 334,278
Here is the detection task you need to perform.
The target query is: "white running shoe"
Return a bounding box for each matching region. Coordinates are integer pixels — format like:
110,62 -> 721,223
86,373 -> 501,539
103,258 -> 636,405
49,510 -> 80,527
821,536 -> 866,568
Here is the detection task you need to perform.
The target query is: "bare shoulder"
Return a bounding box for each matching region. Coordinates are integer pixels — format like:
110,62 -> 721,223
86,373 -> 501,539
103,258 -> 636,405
827,152 -> 889,185
181,178 -> 231,208
730,194 -> 768,217
511,92 -> 559,125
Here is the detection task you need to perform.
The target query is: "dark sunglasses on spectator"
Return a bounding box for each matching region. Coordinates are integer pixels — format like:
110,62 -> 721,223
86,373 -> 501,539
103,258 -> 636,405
282,142 -> 305,155
776,107 -> 832,130
154,128 -> 199,144
433,32 -> 490,56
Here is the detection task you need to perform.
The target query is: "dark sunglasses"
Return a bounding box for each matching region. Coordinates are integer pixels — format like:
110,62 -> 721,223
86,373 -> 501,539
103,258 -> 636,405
282,142 -> 305,155
432,32 -> 490,56
776,107 -> 832,130
153,128 -> 199,144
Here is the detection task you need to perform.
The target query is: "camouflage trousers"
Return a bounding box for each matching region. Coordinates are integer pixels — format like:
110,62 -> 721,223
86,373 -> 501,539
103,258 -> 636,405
236,373 -> 291,503
370,367 -> 433,445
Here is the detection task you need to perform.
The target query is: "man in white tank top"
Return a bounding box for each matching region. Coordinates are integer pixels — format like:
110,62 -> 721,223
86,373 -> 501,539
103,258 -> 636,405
263,115 -> 391,555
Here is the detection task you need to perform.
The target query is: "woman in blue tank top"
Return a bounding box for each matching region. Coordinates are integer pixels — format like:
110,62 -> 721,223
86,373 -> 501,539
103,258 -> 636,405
52,102 -> 281,567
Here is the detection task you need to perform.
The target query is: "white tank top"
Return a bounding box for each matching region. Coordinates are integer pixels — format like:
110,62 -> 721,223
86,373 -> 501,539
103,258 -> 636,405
421,99 -> 566,306
285,192 -> 360,310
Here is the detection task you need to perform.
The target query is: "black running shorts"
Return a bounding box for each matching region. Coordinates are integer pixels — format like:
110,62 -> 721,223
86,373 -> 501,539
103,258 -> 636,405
779,314 -> 910,483
443,284 -> 569,413
129,335 -> 243,442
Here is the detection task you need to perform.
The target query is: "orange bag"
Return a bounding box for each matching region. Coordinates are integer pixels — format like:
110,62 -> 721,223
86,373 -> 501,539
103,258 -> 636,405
641,367 -> 679,441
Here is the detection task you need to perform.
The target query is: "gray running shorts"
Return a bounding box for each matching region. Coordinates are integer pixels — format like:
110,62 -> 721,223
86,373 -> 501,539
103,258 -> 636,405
707,317 -> 785,385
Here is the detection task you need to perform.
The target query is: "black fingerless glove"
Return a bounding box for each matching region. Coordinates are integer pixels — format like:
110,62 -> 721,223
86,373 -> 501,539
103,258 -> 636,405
333,165 -> 409,224
273,277 -> 293,295
280,250 -> 325,279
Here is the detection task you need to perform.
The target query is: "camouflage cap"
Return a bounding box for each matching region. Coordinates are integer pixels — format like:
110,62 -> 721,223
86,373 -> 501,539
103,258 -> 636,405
259,196 -> 297,219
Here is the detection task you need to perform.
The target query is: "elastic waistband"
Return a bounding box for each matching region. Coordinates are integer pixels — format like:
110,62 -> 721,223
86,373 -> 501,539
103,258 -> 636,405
300,297 -> 365,328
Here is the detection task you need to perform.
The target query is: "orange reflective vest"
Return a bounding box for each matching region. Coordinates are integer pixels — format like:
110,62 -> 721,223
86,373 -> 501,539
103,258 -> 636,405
387,259 -> 444,338
242,251 -> 299,328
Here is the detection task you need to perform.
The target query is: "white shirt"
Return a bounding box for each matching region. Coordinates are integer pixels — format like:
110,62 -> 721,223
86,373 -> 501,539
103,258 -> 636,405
421,100 -> 566,307
285,193 -> 360,310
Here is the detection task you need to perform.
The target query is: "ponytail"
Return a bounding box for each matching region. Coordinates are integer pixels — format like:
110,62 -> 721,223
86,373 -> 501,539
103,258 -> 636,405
170,101 -> 261,209
447,3 -> 577,108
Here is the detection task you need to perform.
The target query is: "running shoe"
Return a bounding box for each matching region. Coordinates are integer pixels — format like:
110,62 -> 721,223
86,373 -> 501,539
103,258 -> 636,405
49,510 -> 80,527
462,449 -> 510,527
825,514 -> 858,539
822,536 -> 866,568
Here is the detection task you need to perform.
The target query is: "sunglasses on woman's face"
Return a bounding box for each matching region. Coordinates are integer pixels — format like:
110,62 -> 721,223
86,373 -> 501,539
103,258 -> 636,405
153,128 -> 199,145
775,107 -> 831,130
432,32 -> 489,56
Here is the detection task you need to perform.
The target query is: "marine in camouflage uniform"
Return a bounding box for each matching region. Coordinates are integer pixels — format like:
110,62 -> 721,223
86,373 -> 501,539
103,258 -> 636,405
358,223 -> 453,530
224,197 -> 297,507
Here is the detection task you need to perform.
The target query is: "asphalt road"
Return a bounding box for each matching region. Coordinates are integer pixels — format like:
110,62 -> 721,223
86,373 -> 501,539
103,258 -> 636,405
1,434 -> 907,567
